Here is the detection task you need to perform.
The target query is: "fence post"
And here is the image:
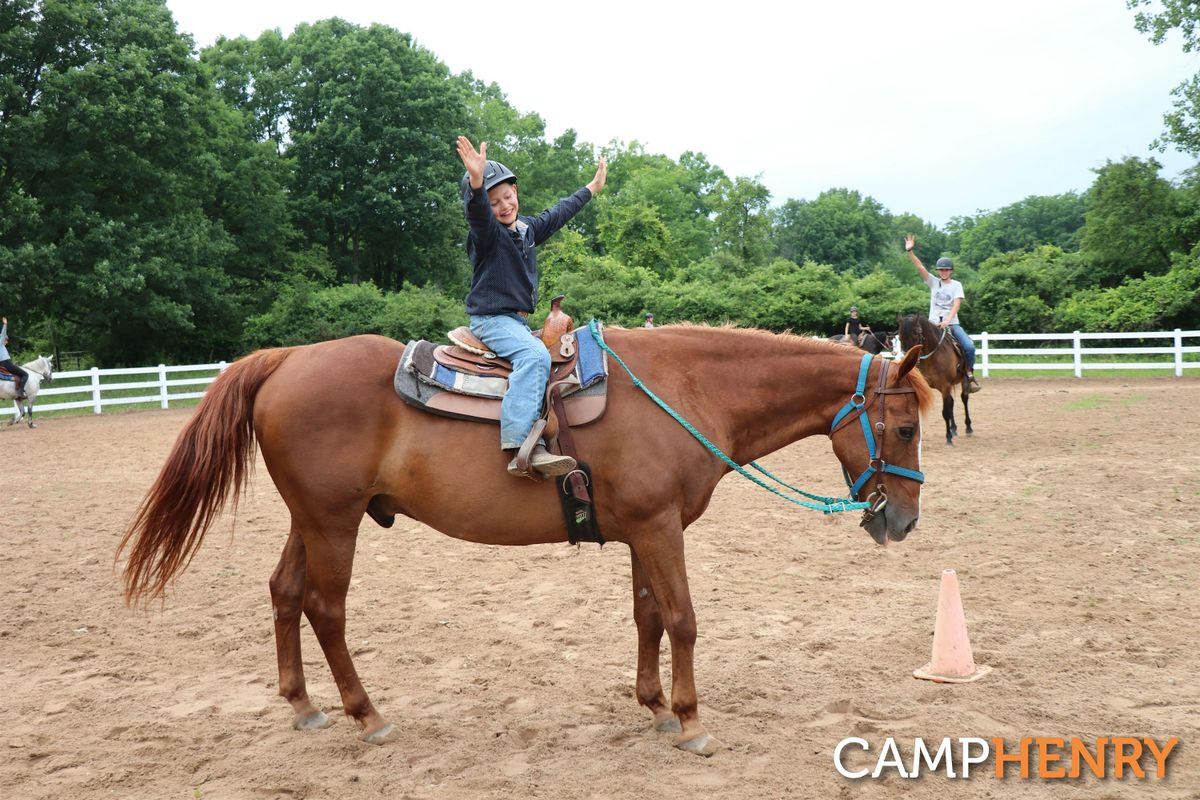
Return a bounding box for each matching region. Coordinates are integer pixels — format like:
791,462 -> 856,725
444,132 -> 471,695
90,366 -> 102,414
1073,331 -> 1083,378
1175,329 -> 1184,377
159,364 -> 169,409
979,332 -> 989,378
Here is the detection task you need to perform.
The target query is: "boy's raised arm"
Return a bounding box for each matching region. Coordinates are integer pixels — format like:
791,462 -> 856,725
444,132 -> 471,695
586,155 -> 607,196
457,136 -> 487,189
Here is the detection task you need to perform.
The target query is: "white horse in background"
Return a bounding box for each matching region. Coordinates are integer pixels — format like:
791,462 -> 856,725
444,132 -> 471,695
1,355 -> 53,428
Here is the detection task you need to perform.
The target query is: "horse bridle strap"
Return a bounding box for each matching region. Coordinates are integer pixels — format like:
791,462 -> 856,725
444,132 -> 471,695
831,353 -> 925,497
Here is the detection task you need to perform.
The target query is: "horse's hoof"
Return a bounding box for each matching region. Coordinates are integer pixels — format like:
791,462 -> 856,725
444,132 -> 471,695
653,714 -> 682,734
674,732 -> 721,757
362,722 -> 398,745
293,709 -> 334,731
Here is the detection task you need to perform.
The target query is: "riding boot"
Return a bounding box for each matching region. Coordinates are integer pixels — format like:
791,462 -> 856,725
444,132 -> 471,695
965,373 -> 981,394
16,380 -> 27,400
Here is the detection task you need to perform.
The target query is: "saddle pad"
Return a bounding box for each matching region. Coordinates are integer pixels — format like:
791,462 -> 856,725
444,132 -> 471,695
404,340 -> 509,399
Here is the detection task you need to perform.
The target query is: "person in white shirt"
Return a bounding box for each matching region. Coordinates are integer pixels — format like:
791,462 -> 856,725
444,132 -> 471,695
904,236 -> 980,393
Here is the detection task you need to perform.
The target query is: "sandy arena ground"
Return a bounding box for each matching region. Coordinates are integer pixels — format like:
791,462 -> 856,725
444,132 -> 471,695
0,376 -> 1197,799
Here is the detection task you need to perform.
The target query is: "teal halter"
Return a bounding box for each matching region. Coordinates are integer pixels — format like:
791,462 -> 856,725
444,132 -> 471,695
831,353 -> 925,498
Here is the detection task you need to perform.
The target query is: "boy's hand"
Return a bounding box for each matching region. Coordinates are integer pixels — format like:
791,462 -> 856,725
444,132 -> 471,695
456,136 -> 487,189
904,234 -> 915,252
586,155 -> 607,195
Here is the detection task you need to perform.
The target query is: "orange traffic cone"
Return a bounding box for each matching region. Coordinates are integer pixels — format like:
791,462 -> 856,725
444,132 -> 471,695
913,569 -> 991,683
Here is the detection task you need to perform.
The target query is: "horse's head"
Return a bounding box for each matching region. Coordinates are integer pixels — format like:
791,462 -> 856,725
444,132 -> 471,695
829,346 -> 931,545
896,314 -> 926,353
31,355 -> 53,381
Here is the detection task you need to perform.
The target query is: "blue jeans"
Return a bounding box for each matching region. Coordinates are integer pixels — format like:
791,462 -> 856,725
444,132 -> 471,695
469,314 -> 550,449
947,324 -> 976,372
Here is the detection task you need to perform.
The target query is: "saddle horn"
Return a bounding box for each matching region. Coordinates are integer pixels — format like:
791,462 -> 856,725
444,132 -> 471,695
540,295 -> 573,350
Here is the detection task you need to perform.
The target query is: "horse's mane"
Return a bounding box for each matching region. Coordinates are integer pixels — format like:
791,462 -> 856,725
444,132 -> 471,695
897,314 -> 936,350
630,322 -> 937,414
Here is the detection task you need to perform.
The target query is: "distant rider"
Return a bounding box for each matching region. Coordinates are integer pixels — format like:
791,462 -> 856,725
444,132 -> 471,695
904,236 -> 980,392
0,316 -> 29,400
844,306 -> 872,346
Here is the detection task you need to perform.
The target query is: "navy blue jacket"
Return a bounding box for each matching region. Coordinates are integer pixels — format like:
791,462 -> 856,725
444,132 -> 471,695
463,184 -> 592,316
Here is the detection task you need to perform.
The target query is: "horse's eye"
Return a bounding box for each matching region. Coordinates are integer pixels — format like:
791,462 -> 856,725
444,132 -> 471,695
898,426 -> 916,441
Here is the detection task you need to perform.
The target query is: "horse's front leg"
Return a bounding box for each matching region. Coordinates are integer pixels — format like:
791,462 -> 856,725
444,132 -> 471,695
629,525 -> 719,756
269,526 -> 332,732
942,392 -> 956,445
629,549 -> 678,733
961,387 -> 973,435
24,401 -> 35,428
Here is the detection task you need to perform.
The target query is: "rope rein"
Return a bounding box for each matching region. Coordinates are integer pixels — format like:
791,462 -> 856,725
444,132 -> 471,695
916,325 -> 948,361
587,321 -> 869,515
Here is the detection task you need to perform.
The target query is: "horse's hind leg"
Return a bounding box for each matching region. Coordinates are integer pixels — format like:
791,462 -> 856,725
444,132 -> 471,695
630,550 -> 678,733
297,517 -> 395,744
630,524 -> 719,756
961,388 -> 973,435
269,527 -> 333,731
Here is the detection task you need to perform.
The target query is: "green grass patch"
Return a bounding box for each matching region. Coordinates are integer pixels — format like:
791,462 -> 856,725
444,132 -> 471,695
1063,395 -> 1109,411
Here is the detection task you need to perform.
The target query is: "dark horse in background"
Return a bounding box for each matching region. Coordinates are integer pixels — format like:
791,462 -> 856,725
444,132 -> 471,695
118,326 -> 934,756
829,330 -> 895,356
897,314 -> 973,445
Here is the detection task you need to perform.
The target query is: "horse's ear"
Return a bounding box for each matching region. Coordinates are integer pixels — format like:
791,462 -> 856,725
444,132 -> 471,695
896,344 -> 922,379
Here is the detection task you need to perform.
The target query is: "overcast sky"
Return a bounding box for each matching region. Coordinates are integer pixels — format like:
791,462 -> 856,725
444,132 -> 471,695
165,0 -> 1198,226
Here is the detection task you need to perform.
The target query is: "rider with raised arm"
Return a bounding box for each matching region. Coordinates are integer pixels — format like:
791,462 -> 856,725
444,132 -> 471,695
456,136 -> 607,477
0,317 -> 28,400
904,236 -> 981,393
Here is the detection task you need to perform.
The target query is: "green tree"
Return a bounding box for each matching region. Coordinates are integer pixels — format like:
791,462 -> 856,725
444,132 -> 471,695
1129,0 -> 1200,154
1058,250 -> 1200,330
204,19 -> 473,291
970,246 -> 1088,333
1080,157 -> 1186,285
711,175 -> 772,265
596,201 -> 679,276
0,0 -> 286,363
773,188 -> 891,272
950,193 -> 1085,268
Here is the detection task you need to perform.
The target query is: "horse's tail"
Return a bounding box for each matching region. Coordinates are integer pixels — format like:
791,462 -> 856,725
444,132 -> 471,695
117,347 -> 294,605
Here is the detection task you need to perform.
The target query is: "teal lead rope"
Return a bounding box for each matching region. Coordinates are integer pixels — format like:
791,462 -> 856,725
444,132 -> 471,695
587,320 -> 869,514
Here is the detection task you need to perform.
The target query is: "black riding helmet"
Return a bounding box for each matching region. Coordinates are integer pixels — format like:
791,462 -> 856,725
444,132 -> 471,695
461,159 -> 517,194
935,257 -> 954,270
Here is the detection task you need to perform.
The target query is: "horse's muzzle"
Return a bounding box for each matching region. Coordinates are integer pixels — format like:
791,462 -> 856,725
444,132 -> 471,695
862,509 -> 918,545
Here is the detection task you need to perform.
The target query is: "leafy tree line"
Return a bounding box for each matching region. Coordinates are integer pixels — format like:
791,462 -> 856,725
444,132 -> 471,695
2,1 -> 1199,368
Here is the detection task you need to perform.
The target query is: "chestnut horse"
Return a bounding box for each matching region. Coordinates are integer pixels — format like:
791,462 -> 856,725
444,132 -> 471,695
118,326 -> 933,756
897,314 -> 972,445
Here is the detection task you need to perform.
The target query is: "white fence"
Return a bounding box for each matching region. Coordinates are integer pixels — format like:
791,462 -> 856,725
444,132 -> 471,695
5,329 -> 1199,420
972,329 -> 1200,378
7,362 -> 227,420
